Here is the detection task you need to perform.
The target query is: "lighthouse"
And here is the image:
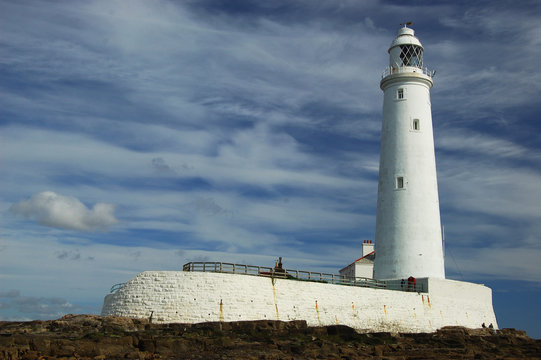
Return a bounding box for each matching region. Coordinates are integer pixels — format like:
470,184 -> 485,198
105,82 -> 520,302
101,24 -> 499,331
373,25 -> 445,280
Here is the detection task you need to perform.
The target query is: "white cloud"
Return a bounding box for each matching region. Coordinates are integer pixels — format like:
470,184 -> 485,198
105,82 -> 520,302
438,157 -> 541,222
9,191 -> 118,231
446,246 -> 541,284
437,131 -> 541,160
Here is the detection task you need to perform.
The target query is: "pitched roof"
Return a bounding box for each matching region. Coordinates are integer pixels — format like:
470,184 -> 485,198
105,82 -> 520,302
354,251 -> 375,263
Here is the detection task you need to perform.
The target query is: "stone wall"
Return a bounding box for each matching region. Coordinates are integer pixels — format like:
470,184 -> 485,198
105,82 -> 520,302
101,271 -> 497,333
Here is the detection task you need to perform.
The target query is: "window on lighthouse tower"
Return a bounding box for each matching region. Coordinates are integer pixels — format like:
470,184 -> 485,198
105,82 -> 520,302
413,119 -> 420,131
396,176 -> 405,189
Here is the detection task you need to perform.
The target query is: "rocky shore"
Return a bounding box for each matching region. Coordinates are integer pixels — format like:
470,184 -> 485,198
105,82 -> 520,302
1,314 -> 539,359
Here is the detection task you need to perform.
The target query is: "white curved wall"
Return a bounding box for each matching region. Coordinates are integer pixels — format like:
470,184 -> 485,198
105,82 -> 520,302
101,271 -> 497,333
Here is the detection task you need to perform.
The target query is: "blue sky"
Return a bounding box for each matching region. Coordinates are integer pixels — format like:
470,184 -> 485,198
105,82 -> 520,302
1,0 -> 541,337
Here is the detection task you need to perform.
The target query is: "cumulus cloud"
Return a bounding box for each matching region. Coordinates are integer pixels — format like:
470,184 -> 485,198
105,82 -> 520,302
9,191 -> 118,231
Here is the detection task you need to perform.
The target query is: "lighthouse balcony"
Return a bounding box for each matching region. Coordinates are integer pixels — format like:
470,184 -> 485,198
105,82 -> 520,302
382,65 -> 435,79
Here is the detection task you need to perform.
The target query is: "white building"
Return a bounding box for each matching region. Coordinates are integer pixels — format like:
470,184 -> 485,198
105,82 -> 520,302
339,240 -> 375,279
373,25 -> 445,280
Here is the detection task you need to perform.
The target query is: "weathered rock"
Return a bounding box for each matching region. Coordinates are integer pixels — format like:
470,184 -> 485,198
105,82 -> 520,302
0,314 -> 539,359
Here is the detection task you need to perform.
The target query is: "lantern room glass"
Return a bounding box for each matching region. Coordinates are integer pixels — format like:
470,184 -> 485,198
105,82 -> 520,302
399,44 -> 423,68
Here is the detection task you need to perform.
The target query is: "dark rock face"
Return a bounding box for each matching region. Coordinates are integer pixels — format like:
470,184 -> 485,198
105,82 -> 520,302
0,314 -> 539,359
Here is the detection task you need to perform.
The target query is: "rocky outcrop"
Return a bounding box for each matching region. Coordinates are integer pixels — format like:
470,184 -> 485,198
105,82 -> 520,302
0,314 -> 539,359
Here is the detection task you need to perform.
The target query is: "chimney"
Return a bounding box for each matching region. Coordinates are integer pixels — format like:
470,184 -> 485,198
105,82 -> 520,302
362,240 -> 374,257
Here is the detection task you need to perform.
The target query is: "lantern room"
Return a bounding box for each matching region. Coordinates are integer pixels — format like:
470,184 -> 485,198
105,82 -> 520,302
388,26 -> 424,69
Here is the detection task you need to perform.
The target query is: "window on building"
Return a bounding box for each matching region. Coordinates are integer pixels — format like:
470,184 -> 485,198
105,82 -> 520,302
397,88 -> 404,99
413,119 -> 420,130
396,176 -> 404,189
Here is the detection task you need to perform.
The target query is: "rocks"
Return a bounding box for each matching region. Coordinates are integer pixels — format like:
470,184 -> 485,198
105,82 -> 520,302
1,314 -> 539,359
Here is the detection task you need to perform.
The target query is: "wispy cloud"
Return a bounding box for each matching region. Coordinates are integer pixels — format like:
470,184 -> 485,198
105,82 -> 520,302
151,157 -> 177,175
446,246 -> 541,284
437,131 -> 539,160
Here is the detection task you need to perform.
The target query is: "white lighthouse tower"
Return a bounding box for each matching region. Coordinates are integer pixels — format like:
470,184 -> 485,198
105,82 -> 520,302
373,25 -> 445,280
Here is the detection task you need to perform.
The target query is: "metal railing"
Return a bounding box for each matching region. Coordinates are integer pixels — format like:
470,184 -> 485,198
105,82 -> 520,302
183,262 -> 427,293
381,66 -> 435,79
110,283 -> 126,293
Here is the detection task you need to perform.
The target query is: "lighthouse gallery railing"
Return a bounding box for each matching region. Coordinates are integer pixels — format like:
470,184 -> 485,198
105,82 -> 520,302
182,261 -> 427,293
381,65 -> 435,79
109,262 -> 427,293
